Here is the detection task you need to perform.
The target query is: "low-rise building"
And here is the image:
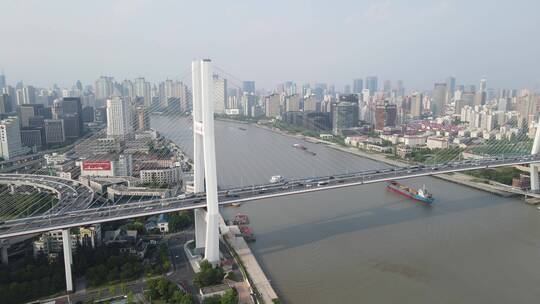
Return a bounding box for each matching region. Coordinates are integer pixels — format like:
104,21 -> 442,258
140,166 -> 182,185
426,136 -> 449,149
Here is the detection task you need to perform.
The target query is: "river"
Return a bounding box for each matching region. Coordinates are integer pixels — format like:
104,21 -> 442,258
152,115 -> 540,304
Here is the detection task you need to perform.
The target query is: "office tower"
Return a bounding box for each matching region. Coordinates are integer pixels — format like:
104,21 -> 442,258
19,104 -> 45,128
366,76 -> 378,94
285,94 -> 302,112
20,129 -> 43,151
61,97 -> 84,135
82,106 -> 95,123
475,78 -> 487,106
432,83 -> 447,116
332,102 -> 358,135
344,85 -> 351,94
0,94 -> 12,114
410,92 -> 423,117
106,97 -> 133,137
0,73 -> 5,90
44,119 -> 65,144
353,79 -> 363,94
303,94 -> 319,112
375,101 -> 397,130
383,80 -> 392,93
242,81 -> 255,94
122,79 -> 135,98
22,86 -> 36,104
241,93 -> 257,116
213,75 -> 227,114
395,80 -> 405,96
265,94 -> 281,118
0,116 -> 24,160
95,76 -> 114,100
445,77 -> 456,103
135,106 -> 150,131
134,77 -> 152,107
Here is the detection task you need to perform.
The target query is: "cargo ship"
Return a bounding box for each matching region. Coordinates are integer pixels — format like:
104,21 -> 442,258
386,181 -> 434,205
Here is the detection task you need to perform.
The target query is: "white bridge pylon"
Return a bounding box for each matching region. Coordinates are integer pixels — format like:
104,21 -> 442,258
530,119 -> 540,191
192,59 -> 220,265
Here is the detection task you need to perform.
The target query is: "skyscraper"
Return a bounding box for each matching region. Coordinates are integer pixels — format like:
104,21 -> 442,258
0,94 -> 12,114
134,77 -> 152,107
445,77 -> 456,103
332,101 -> 358,135
383,80 -> 392,93
95,76 -> 114,100
0,116 -> 24,160
106,97 -> 132,137
44,119 -> 65,144
0,73 -> 6,90
213,75 -> 227,114
353,79 -> 363,94
19,104 -> 44,128
375,101 -> 397,130
432,83 -> 447,116
410,92 -> 423,118
265,94 -> 281,118
22,86 -> 36,104
242,81 -> 255,94
475,78 -> 487,106
365,76 -> 378,94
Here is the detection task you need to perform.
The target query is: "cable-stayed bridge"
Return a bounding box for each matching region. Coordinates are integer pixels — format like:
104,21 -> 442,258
1,59 -> 540,293
1,154 -> 540,240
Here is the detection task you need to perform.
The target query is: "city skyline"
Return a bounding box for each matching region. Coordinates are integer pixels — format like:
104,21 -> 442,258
1,0 -> 539,90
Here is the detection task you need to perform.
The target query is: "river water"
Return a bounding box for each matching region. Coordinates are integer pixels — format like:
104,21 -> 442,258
152,115 -> 540,304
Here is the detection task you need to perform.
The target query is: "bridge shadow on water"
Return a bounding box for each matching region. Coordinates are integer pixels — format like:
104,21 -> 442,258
248,183 -> 515,256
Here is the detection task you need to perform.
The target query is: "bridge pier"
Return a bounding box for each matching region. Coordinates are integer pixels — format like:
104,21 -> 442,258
62,229 -> 74,292
194,209 -> 206,250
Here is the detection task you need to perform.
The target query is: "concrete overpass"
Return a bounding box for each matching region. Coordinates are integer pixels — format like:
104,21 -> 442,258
1,154 -> 539,239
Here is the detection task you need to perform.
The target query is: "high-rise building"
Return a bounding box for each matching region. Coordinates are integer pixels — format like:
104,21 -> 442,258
365,76 -> 378,94
332,102 -> 358,135
303,95 -> 319,112
19,104 -> 45,128
213,75 -> 227,114
44,119 -> 65,144
383,80 -> 392,93
375,101 -> 397,130
61,97 -> 84,137
432,83 -> 447,116
0,116 -> 24,160
445,77 -> 456,103
242,81 -> 255,94
241,93 -> 257,116
134,77 -> 152,107
135,106 -> 150,131
95,76 -> 114,100
0,73 -> 6,90
410,92 -> 423,118
0,94 -> 12,114
265,94 -> 281,118
106,97 -> 132,137
353,79 -> 363,94
285,94 -> 302,112
21,129 -> 43,151
475,78 -> 487,106
22,86 -> 36,104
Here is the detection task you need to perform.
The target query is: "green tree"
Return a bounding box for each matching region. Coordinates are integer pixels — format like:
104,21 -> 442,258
193,260 -> 225,288
220,289 -> 238,304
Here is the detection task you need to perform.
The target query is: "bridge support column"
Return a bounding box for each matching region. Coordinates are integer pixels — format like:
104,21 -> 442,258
1,246 -> 8,265
62,229 -> 74,292
194,209 -> 207,250
531,119 -> 540,191
192,59 -> 220,266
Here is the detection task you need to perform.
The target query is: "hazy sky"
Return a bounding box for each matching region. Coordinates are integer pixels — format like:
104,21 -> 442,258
1,0 -> 539,91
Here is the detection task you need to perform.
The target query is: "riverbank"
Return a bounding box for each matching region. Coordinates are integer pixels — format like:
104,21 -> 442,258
224,225 -> 279,304
225,118 -> 530,200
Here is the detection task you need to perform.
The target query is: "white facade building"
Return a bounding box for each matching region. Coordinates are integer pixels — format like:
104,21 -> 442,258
140,166 -> 182,185
0,116 -> 25,160
106,97 -> 133,137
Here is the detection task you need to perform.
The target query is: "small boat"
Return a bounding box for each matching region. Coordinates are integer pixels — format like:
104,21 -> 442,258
230,202 -> 242,207
238,127 -> 247,131
386,181 -> 434,205
293,143 -> 307,150
309,151 -> 317,156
